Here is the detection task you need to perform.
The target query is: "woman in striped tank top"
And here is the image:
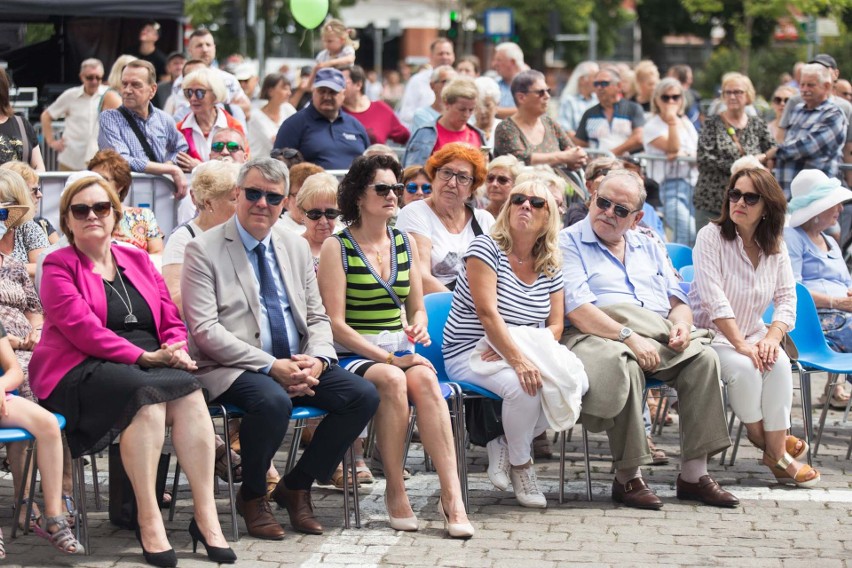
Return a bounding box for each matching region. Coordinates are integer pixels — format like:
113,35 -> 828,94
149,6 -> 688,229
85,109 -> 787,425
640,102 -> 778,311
690,168 -> 819,488
318,155 -> 474,538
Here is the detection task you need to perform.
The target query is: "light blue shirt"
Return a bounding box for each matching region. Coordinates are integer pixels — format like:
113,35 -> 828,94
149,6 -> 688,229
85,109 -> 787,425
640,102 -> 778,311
235,218 -> 301,359
784,226 -> 852,299
497,78 -> 515,109
559,216 -> 687,318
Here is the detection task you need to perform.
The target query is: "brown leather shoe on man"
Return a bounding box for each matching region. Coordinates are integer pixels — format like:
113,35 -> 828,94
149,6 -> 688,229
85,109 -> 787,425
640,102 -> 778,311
611,477 -> 664,510
270,481 -> 324,535
235,491 -> 286,540
676,475 -> 740,508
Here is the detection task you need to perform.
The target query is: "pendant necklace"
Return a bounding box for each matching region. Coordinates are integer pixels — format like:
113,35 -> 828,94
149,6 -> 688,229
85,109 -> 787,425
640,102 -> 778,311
103,263 -> 138,329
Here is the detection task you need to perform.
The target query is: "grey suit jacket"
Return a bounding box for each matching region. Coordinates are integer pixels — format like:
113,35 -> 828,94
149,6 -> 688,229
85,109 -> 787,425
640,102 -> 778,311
182,216 -> 337,400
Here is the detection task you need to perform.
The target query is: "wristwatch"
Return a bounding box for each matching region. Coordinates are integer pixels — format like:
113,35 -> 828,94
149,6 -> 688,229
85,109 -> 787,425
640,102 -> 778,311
617,327 -> 633,342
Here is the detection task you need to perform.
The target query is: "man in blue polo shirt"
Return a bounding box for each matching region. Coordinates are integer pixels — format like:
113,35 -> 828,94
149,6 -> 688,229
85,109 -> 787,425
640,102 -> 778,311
273,68 -> 369,170
574,66 -> 644,156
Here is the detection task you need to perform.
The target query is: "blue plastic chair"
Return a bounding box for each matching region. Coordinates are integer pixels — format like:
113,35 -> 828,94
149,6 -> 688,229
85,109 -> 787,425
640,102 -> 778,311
665,243 -> 693,270
679,265 -> 694,282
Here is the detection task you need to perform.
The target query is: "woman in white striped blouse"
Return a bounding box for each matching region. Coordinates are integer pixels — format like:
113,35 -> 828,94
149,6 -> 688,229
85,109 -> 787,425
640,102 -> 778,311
689,167 -> 819,488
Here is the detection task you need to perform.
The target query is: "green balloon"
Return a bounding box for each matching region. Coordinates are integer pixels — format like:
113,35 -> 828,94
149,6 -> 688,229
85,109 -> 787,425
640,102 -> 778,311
291,0 -> 329,30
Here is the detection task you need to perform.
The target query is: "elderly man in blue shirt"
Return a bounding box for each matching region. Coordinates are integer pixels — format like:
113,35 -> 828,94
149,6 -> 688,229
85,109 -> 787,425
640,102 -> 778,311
273,68 -> 369,170
559,170 -> 737,510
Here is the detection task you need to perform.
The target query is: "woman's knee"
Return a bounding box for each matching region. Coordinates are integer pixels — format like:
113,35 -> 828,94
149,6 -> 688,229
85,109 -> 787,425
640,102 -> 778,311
370,366 -> 408,402
406,367 -> 443,404
132,402 -> 167,427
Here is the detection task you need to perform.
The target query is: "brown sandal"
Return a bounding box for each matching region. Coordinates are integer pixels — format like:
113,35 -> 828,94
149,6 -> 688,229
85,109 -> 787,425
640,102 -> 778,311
762,452 -> 820,488
747,434 -> 808,460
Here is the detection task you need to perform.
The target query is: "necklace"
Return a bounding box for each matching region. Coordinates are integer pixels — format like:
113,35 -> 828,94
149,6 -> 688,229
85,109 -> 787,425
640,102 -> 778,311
103,264 -> 138,329
511,252 -> 532,265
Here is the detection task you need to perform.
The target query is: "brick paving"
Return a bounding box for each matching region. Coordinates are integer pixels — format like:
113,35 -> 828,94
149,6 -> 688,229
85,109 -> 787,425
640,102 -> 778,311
5,373 -> 851,567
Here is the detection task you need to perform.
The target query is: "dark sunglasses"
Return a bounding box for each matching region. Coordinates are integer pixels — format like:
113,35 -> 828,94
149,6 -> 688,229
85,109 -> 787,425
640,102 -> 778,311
303,208 -> 340,221
70,201 -> 112,220
522,88 -> 552,97
211,141 -> 243,153
728,189 -> 761,206
487,174 -> 512,185
405,182 -> 432,194
772,96 -> 790,105
30,185 -> 42,195
271,148 -> 301,159
243,187 -> 286,206
183,88 -> 207,100
84,75 -> 103,82
595,196 -> 638,218
510,194 -> 546,209
370,183 -> 404,198
0,209 -> 8,221
660,94 -> 682,103
593,80 -> 612,88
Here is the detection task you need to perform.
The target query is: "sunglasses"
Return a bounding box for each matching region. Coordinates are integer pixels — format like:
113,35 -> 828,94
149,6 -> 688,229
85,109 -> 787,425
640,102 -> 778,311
728,189 -> 761,206
660,94 -> 682,103
486,174 -> 512,185
435,168 -> 474,187
405,182 -> 432,194
243,187 -> 286,206
370,183 -> 405,198
183,88 -> 207,100
510,193 -> 546,209
70,201 -> 113,220
595,196 -> 638,218
593,80 -> 612,88
772,96 -> 790,105
84,75 -> 103,82
211,141 -> 243,153
303,208 -> 340,221
271,148 -> 300,159
522,88 -> 552,97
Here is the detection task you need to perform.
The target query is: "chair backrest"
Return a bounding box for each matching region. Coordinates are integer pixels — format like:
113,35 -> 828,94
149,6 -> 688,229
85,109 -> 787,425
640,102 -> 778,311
421,292 -> 454,381
764,282 -> 827,358
679,265 -> 694,282
665,243 -> 693,270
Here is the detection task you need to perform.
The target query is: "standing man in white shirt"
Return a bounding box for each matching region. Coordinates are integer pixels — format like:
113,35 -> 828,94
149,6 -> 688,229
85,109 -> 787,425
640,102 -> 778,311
396,38 -> 455,129
40,59 -> 108,171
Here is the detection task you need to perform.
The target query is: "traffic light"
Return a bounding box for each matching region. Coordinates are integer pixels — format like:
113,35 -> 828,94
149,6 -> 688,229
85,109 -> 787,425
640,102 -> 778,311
449,10 -> 460,39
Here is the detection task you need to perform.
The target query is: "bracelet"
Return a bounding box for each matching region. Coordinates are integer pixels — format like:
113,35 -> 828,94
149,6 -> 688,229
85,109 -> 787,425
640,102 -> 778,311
386,351 -> 394,365
769,323 -> 785,334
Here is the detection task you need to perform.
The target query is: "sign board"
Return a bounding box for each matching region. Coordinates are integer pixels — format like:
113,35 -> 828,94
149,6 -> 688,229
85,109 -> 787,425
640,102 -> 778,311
484,8 -> 514,37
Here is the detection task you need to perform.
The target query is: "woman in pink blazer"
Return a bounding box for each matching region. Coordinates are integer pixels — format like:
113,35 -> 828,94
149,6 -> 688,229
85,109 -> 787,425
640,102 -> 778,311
30,176 -> 235,566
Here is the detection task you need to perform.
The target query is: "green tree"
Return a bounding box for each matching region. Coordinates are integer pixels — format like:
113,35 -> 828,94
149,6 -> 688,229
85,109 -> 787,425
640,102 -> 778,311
636,0 -> 711,63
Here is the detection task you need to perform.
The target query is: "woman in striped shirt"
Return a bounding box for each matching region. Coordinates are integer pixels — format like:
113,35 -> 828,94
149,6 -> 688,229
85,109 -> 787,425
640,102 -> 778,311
690,167 -> 819,488
318,155 -> 473,539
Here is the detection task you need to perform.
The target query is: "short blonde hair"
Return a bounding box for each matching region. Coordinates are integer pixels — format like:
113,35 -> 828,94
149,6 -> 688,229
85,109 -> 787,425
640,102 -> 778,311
0,161 -> 38,186
721,72 -> 756,105
190,160 -> 240,206
183,67 -> 227,103
107,55 -> 137,90
442,77 -> 478,105
59,177 -> 122,244
487,154 -> 522,179
0,169 -> 34,227
296,172 -> 339,210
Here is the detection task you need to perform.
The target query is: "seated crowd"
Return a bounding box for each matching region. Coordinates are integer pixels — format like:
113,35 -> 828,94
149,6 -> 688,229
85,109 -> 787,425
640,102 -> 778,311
0,32 -> 849,568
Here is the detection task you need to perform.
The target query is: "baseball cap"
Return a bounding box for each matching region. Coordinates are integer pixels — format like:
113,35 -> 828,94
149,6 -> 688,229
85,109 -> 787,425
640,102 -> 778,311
313,68 -> 346,92
809,53 -> 837,69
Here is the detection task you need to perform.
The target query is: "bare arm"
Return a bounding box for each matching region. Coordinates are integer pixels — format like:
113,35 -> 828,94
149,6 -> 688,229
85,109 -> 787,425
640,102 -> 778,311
409,233 -> 450,294
40,109 -> 65,153
162,263 -> 183,318
610,127 -> 644,156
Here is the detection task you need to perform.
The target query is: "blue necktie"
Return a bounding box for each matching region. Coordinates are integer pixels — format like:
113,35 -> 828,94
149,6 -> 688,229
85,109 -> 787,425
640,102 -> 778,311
254,242 -> 292,359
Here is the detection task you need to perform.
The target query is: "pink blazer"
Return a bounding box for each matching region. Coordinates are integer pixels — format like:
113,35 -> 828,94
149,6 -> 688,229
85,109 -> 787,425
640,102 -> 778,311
30,244 -> 187,399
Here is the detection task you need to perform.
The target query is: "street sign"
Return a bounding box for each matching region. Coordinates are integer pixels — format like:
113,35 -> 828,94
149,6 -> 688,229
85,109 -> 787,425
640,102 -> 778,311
484,8 -> 513,37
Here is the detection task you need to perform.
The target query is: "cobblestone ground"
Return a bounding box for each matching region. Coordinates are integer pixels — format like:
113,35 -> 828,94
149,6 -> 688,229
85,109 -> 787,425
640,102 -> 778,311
5,373 -> 852,567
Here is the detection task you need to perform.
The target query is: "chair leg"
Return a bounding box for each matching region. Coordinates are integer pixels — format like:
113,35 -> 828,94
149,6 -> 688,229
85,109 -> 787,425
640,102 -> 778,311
168,462 -> 180,521
220,407 -> 239,542
285,419 -> 306,474
813,373 -> 839,456
402,407 -> 417,470
74,456 -> 90,554
348,445 -> 361,528
798,366 -> 813,466
558,430 -> 566,504
847,432 -> 852,460
11,440 -> 36,540
90,453 -> 102,511
449,385 -> 469,512
582,426 -> 592,502
728,421 -> 744,466
719,410 -> 737,465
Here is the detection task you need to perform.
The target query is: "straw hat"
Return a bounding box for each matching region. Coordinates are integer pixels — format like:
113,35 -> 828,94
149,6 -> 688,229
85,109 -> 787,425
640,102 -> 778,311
788,170 -> 852,228
0,203 -> 32,229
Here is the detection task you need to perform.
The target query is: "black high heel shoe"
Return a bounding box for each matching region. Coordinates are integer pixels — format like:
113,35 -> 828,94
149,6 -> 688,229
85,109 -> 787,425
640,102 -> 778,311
188,518 -> 236,564
134,527 -> 177,567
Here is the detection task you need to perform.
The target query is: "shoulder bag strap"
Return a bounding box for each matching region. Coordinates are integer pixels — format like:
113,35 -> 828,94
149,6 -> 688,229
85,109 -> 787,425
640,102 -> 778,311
719,114 -> 746,157
13,115 -> 29,166
467,205 -> 483,236
117,106 -> 158,162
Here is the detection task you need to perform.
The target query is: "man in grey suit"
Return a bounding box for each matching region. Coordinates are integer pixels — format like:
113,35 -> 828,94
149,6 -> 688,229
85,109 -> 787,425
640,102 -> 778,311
182,157 -> 379,540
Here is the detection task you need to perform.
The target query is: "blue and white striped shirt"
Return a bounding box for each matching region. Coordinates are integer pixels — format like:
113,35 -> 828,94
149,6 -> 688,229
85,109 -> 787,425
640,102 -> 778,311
98,103 -> 187,172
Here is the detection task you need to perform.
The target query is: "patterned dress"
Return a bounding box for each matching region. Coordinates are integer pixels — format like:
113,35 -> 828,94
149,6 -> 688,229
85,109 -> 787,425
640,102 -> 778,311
113,207 -> 164,251
0,254 -> 42,401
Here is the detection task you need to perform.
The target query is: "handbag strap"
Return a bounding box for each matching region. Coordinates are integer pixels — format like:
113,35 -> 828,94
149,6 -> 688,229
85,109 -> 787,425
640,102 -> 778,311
719,114 -> 746,157
118,106 -> 158,162
13,115 -> 29,166
467,205 -> 483,236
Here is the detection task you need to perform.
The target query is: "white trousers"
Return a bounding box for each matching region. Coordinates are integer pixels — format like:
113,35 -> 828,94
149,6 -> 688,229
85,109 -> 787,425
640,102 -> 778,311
446,353 -> 550,466
713,344 -> 792,431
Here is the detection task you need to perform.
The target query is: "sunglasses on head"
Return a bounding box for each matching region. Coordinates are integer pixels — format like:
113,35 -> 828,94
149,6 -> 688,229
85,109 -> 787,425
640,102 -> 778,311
593,80 -> 612,88
510,193 -> 546,209
211,141 -> 243,153
183,88 -> 207,100
595,196 -> 638,218
405,182 -> 432,194
303,208 -> 340,221
772,96 -> 790,105
486,174 -> 512,185
727,189 -> 761,206
660,94 -> 682,103
243,187 -> 286,206
70,201 -> 112,220
370,183 -> 405,198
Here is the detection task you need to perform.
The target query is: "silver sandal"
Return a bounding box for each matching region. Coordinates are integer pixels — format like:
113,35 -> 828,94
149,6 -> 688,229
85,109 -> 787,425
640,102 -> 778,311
33,514 -> 85,555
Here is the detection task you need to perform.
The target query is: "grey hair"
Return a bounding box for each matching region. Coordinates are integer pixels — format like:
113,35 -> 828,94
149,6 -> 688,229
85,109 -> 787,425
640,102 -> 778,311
495,42 -> 524,67
598,169 -> 647,209
237,157 -> 290,196
475,76 -> 500,104
649,77 -> 686,115
598,65 -> 622,83
430,65 -> 456,84
80,58 -> 104,73
562,61 -> 599,97
800,63 -> 832,84
510,69 -> 545,104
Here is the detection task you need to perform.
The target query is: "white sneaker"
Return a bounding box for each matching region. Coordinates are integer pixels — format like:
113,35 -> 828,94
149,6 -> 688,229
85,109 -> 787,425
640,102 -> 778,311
510,465 -> 547,508
486,436 -> 511,491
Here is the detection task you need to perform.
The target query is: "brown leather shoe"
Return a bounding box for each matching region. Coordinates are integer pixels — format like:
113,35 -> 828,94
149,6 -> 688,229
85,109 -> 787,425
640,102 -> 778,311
270,481 -> 324,535
676,475 -> 740,508
235,492 -> 286,540
611,477 -> 663,510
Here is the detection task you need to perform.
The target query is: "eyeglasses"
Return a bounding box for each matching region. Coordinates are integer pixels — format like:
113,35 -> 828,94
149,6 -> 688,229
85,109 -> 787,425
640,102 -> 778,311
660,94 -> 682,103
83,75 -> 103,82
510,194 -> 546,209
435,168 -> 474,187
243,187 -> 286,206
183,88 -> 208,100
69,201 -> 113,220
522,89 -> 552,97
303,208 -> 340,221
211,141 -> 243,153
595,196 -> 639,218
722,89 -> 745,97
487,174 -> 512,185
727,189 -> 761,206
369,183 -> 405,198
405,182 -> 432,194
772,96 -> 790,105
30,185 -> 42,196
593,81 -> 612,88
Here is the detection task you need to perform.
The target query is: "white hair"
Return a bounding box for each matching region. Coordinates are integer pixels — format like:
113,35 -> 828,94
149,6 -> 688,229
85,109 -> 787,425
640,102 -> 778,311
561,61 -> 599,98
475,76 -> 500,104
495,42 -> 525,67
800,63 -> 832,84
